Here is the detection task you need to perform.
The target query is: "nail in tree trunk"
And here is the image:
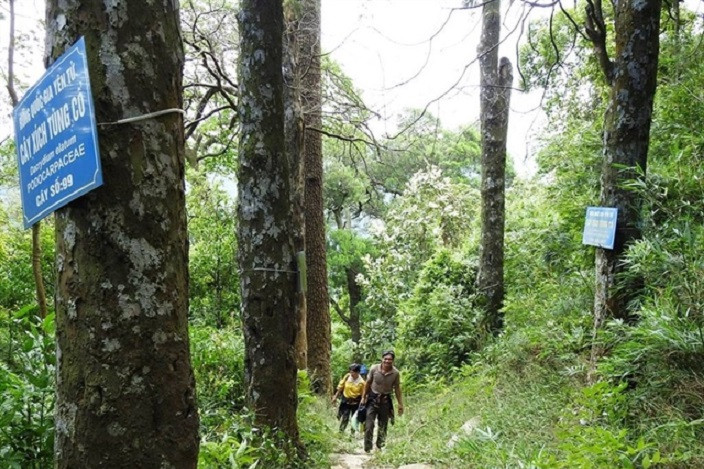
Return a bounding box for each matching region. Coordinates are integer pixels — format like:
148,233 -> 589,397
300,0 -> 332,394
477,0 -> 513,335
237,0 -> 302,450
590,0 -> 662,367
48,1 -> 199,467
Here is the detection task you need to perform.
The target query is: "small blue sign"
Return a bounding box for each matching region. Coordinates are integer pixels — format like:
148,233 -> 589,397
583,207 -> 618,249
13,37 -> 102,228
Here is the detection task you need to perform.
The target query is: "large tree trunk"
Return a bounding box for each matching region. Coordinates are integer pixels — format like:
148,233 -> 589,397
345,266 -> 362,361
48,1 -> 199,467
284,5 -> 308,370
237,0 -> 301,451
591,0 -> 662,363
477,0 -> 513,335
300,0 -> 332,394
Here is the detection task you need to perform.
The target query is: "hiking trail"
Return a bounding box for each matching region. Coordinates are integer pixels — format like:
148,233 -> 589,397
331,449 -> 433,469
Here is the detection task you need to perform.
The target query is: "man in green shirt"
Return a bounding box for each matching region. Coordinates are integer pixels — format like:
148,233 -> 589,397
360,350 -> 404,452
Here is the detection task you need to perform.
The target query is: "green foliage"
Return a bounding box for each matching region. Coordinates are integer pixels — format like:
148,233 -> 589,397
196,367 -> 333,468
191,326 -> 246,428
372,111 -> 485,194
518,3 -> 610,126
296,371 -> 336,466
397,249 -> 482,383
191,324 -> 286,468
323,162 -> 369,226
187,168 -> 239,328
359,166 -> 479,325
0,139 -> 19,187
0,310 -> 55,468
369,358 -> 576,468
0,206 -> 55,312
535,382 -> 663,468
327,229 -> 375,290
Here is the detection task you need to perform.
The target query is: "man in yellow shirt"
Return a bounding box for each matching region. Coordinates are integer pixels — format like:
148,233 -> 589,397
331,363 -> 365,433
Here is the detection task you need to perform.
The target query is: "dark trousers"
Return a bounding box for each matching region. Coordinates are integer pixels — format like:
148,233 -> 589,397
364,394 -> 391,452
338,399 -> 359,432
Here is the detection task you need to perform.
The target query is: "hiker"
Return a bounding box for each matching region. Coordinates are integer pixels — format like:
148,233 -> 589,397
360,350 -> 404,453
332,363 -> 366,434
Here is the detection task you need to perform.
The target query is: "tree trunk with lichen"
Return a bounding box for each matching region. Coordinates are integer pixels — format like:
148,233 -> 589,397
477,0 -> 512,335
284,4 -> 308,370
346,266 -> 362,360
48,1 -> 199,467
237,0 -> 301,450
591,0 -> 662,366
300,0 -> 331,394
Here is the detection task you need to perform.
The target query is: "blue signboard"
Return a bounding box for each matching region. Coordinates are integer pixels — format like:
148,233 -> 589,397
582,207 -> 618,249
13,37 -> 102,228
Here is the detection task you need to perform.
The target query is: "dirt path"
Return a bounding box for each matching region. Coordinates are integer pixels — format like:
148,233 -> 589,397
331,450 -> 433,469
331,449 -> 372,469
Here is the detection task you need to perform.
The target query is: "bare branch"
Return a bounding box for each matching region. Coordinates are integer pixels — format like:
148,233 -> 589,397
308,125 -> 382,148
558,0 -> 589,41
584,0 -> 614,83
6,0 -> 19,106
384,3 -> 526,142
330,297 -> 351,326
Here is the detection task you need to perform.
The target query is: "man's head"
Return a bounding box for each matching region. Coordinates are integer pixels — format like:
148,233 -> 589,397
381,350 -> 395,369
349,363 -> 361,377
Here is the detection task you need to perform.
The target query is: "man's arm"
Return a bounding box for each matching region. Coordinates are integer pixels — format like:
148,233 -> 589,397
395,376 -> 404,416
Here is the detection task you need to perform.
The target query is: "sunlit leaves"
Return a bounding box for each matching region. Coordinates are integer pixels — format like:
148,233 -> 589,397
186,167 -> 239,328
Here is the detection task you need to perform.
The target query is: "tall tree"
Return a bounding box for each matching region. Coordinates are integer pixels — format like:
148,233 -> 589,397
586,0 -> 662,363
477,0 -> 513,334
300,0 -> 332,394
237,0 -> 301,450
284,3 -> 308,369
47,1 -> 199,467
328,229 -> 373,362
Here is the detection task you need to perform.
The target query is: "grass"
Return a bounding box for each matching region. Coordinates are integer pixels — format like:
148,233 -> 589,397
367,359 -> 577,469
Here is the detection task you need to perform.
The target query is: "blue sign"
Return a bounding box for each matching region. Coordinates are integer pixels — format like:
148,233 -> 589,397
583,207 -> 618,249
13,37 -> 101,228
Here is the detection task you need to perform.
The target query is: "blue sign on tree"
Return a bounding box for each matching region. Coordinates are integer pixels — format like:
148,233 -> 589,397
582,207 -> 618,250
13,37 -> 102,229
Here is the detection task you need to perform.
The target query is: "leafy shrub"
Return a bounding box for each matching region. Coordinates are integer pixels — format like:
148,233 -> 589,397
397,249 -> 483,382
0,309 -> 55,468
191,326 -> 246,432
535,382 -> 662,468
0,207 -> 55,312
197,371 -> 333,468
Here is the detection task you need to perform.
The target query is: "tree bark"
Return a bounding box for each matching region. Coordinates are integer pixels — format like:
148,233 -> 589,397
237,0 -> 301,450
284,5 -> 308,370
48,1 -> 199,467
345,266 -> 362,361
300,0 -> 332,394
591,0 -> 662,365
477,0 -> 513,335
